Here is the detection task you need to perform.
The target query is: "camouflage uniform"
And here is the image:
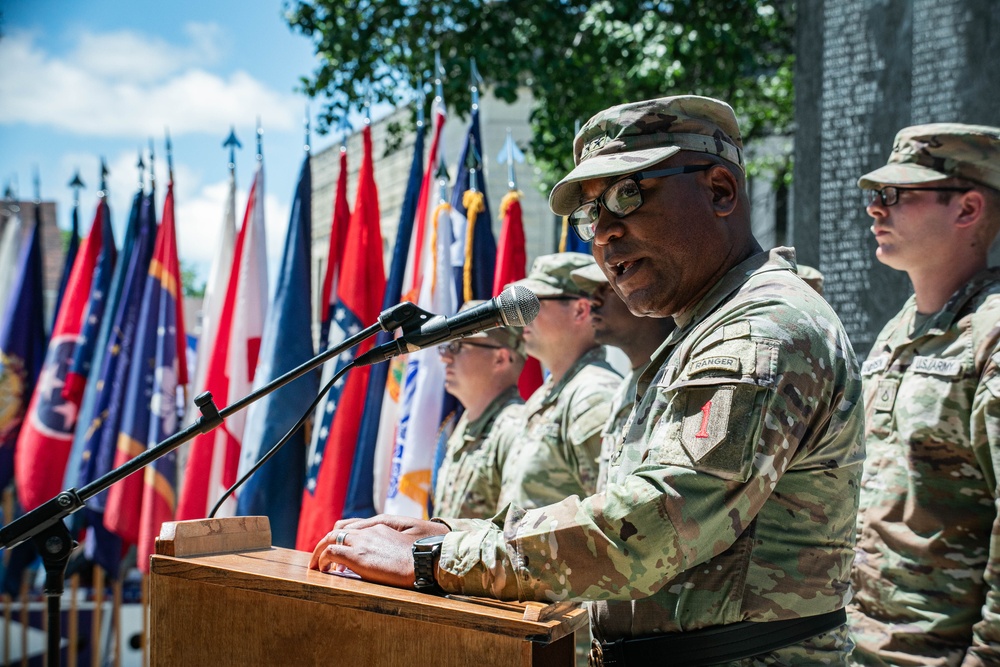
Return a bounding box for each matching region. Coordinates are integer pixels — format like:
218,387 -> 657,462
439,248 -> 865,665
432,385 -> 524,519
596,367 -> 642,492
498,346 -> 621,509
849,276 -> 1000,666
848,122 -> 1000,667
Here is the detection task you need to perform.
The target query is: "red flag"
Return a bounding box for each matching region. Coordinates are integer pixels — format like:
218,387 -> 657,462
297,125 -> 385,550
319,149 -> 351,344
493,191 -> 542,398
14,201 -> 109,510
177,165 -> 267,520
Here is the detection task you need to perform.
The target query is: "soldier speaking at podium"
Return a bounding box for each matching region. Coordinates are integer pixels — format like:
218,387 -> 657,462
311,95 -> 864,666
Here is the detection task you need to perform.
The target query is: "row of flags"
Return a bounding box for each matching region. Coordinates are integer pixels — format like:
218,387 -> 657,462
0,95 -> 551,574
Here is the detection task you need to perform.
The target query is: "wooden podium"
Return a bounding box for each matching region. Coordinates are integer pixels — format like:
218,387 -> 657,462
149,517 -> 587,666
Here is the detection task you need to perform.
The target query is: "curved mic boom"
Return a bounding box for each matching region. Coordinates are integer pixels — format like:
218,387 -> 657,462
354,285 -> 540,366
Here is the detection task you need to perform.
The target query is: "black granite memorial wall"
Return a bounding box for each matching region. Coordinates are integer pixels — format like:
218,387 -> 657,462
792,0 -> 1000,354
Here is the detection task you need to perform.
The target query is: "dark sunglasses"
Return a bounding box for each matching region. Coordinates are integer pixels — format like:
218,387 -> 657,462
569,164 -> 713,241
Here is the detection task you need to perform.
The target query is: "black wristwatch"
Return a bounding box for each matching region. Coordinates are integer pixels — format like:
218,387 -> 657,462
412,534 -> 446,593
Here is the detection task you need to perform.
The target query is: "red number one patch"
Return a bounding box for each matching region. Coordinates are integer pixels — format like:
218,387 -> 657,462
695,401 -> 712,438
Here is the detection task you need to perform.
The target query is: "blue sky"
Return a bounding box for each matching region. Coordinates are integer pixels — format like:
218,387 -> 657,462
0,0 -> 346,284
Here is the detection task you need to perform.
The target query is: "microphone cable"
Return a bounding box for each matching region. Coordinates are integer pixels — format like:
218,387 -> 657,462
208,361 -> 353,519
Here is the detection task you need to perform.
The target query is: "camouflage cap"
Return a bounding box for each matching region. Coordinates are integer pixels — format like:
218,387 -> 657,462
512,252 -> 595,297
549,95 -> 745,215
858,123 -> 1000,191
570,262 -> 610,295
460,300 -> 525,356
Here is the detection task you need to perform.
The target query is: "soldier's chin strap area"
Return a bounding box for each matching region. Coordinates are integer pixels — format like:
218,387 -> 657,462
590,608 -> 846,667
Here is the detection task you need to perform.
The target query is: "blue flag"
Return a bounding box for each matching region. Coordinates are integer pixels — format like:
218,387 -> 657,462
449,107 -> 496,304
76,191 -> 158,575
236,155 -> 318,548
341,120 -> 425,519
0,203 -> 47,492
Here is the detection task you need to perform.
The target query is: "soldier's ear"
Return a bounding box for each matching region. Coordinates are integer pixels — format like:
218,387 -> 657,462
706,164 -> 739,218
954,189 -> 985,230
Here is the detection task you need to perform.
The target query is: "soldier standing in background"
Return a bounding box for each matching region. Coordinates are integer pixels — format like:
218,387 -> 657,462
431,305 -> 525,520
849,124 -> 1000,666
496,252 -> 621,510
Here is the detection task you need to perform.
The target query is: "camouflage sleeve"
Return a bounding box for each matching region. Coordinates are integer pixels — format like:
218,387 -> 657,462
966,342 -> 1000,664
437,321 -> 859,603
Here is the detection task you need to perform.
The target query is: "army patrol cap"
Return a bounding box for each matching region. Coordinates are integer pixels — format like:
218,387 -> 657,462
795,263 -> 825,296
549,95 -> 745,215
460,300 -> 526,357
512,252 -> 595,297
858,123 -> 1000,192
569,262 -> 610,295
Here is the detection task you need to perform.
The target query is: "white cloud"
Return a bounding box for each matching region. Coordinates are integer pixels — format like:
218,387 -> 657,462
71,23 -> 226,83
0,28 -> 300,137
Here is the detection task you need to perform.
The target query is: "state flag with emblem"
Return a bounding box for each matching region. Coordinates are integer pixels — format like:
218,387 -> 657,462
0,200 -> 47,493
177,159 -> 268,521
14,193 -> 114,512
102,177 -> 188,572
297,123 -> 385,551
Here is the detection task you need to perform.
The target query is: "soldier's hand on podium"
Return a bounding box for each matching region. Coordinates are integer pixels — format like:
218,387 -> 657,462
331,514 -> 446,536
310,515 -> 449,590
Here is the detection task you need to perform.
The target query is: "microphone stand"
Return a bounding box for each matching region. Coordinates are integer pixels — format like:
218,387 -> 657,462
0,300 -> 426,667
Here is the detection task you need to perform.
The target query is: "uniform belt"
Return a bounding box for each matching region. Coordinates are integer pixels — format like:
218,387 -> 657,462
589,608 -> 846,667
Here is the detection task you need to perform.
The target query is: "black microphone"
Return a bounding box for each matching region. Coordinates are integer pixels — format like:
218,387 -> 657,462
354,285 -> 540,366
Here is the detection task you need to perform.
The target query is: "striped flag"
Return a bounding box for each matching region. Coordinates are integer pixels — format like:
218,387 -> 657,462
177,162 -> 267,520
103,179 -> 188,571
297,124 -> 385,551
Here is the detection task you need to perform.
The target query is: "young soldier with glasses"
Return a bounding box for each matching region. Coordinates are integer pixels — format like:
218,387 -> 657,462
430,306 -> 526,520
849,124 -> 1000,665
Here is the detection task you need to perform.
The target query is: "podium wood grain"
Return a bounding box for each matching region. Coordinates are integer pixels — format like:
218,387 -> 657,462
149,536 -> 585,666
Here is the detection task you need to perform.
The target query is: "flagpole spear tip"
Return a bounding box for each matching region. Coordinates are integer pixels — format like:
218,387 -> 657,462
165,128 -> 174,182
137,149 -> 146,191
223,126 -> 242,172
100,158 -> 109,197
148,138 -> 157,190
33,166 -> 40,204
68,170 -> 85,201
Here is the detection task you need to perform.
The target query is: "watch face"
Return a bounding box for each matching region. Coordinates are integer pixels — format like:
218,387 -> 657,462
414,534 -> 446,549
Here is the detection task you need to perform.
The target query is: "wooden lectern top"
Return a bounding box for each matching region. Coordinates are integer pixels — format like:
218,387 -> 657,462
150,517 -> 586,666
